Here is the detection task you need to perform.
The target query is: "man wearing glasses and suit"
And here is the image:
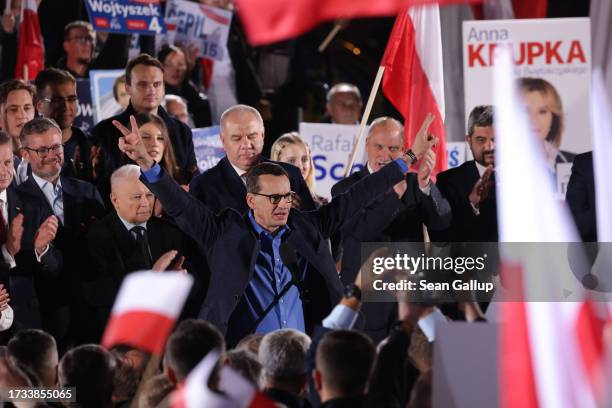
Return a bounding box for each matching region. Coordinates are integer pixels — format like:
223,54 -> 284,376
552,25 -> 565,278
114,114 -> 438,346
17,118 -> 104,350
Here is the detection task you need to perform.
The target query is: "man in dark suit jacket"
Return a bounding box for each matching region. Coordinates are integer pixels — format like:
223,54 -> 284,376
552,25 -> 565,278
566,152 -> 596,242
431,106 -> 498,242
84,164 -> 189,341
17,118 -> 105,349
115,114 -> 436,346
91,54 -> 198,182
189,104 -> 315,213
331,117 -> 451,343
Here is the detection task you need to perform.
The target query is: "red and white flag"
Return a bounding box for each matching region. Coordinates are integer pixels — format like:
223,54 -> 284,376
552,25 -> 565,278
15,0 -> 44,81
236,0 -> 482,46
171,349 -> 276,408
381,5 -> 447,175
493,47 -> 610,408
101,271 -> 193,355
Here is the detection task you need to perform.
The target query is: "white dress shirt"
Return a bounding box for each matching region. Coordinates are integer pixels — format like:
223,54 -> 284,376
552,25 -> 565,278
0,190 -> 16,268
32,173 -> 64,225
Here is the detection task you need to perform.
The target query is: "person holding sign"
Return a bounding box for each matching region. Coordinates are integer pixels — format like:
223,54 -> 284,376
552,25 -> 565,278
114,112 -> 437,345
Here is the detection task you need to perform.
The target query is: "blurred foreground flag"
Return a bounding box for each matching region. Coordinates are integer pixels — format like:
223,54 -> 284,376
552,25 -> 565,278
236,0 -> 482,46
15,0 -> 44,80
493,47 -> 610,408
101,271 -> 193,355
172,349 -> 276,408
381,5 -> 447,174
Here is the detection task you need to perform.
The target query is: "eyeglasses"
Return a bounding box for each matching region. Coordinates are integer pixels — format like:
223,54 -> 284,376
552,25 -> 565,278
68,36 -> 94,44
23,144 -> 63,157
42,96 -> 78,106
252,191 -> 296,205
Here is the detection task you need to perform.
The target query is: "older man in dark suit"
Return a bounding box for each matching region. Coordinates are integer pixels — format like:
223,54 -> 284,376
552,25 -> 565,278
84,164 -> 189,341
189,104 -> 315,214
114,113 -> 437,346
17,118 -> 105,349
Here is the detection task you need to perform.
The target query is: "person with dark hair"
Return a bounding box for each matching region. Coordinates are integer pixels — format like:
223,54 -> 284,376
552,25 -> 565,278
225,349 -> 262,388
158,45 -> 211,128
56,20 -> 131,79
313,330 -> 375,406
35,67 -> 93,182
84,164 -> 190,341
7,329 -> 58,387
432,105 -> 498,242
110,346 -> 149,407
164,318 -> 225,384
566,152 -> 596,242
0,79 -> 36,155
58,344 -> 116,408
114,112 -> 437,345
17,117 -> 105,348
91,53 -> 198,186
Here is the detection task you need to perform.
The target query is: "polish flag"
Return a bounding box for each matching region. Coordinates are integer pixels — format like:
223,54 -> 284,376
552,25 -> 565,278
171,349 -> 276,408
101,271 -> 194,355
381,5 -> 447,175
15,0 -> 44,81
236,0 -> 482,46
493,48 -> 610,408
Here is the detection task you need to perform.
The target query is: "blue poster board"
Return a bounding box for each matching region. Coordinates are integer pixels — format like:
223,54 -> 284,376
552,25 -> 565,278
85,0 -> 165,35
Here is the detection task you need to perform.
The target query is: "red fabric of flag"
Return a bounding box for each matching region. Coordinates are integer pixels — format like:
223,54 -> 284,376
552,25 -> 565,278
15,0 -> 44,81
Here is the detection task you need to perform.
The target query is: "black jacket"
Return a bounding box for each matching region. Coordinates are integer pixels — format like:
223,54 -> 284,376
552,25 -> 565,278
566,152 -> 596,242
84,212 -> 189,341
142,161 -> 407,343
165,81 -> 212,128
431,160 -> 498,242
16,175 -> 105,347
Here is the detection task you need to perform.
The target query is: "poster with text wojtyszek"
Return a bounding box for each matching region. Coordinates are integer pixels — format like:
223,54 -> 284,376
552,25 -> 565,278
463,18 -> 591,199
164,0 -> 232,61
85,0 -> 165,35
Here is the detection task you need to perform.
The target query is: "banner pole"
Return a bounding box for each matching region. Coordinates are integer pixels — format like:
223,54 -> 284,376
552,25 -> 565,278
343,65 -> 385,178
318,22 -> 342,53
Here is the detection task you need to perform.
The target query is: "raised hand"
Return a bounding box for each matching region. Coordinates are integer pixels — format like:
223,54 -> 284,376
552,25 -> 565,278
417,148 -> 437,190
152,250 -> 186,273
6,213 -> 24,257
410,113 -> 439,159
113,115 -> 154,170
34,215 -> 59,254
469,166 -> 494,208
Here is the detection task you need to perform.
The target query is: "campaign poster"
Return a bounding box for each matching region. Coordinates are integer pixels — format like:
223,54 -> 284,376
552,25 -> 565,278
299,123 -> 366,200
73,79 -> 95,133
89,69 -> 124,123
463,18 -> 591,198
446,142 -> 468,169
164,0 -> 232,61
85,0 -> 165,35
192,126 -> 225,172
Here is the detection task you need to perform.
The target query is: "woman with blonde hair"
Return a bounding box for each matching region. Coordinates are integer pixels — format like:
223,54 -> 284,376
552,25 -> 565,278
271,132 -> 327,206
517,77 -> 575,171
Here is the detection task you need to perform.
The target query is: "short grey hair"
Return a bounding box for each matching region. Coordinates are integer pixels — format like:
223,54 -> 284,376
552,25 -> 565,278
19,117 -> 62,147
162,94 -> 188,109
220,104 -> 263,130
467,105 -> 494,136
367,116 -> 403,140
111,164 -> 142,191
327,83 -> 362,102
258,329 -> 311,382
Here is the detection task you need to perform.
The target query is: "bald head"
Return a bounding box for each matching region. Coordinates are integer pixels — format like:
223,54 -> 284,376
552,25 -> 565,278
365,117 -> 404,173
219,104 -> 265,171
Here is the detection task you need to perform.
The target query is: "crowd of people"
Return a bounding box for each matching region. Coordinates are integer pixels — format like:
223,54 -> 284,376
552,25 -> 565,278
0,2 -> 600,407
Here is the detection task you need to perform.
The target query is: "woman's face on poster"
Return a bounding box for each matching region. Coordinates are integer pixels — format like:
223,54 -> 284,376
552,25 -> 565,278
522,90 -> 553,141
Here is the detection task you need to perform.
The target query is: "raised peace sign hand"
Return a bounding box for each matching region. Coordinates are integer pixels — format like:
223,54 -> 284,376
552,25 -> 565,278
113,115 -> 155,170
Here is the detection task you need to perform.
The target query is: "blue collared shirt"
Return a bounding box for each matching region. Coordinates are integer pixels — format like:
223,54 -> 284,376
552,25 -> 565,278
242,211 -> 306,334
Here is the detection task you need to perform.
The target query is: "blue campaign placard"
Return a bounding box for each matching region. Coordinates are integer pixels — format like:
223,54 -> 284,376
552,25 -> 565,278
192,126 -> 225,172
73,79 -> 95,133
85,0 -> 165,35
